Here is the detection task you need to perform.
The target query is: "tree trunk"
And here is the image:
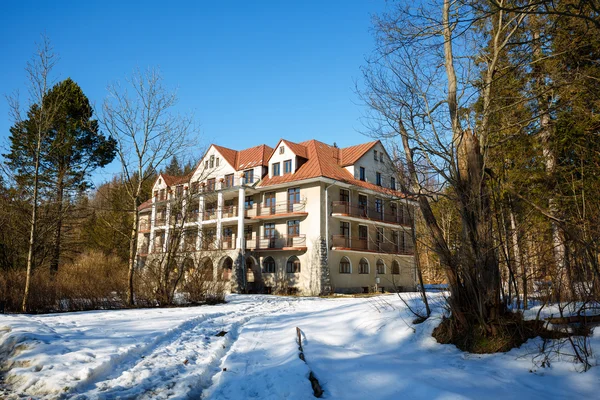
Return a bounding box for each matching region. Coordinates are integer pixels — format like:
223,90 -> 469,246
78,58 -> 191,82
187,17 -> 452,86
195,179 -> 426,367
22,137 -> 42,313
50,177 -> 64,274
509,201 -> 527,309
127,200 -> 139,306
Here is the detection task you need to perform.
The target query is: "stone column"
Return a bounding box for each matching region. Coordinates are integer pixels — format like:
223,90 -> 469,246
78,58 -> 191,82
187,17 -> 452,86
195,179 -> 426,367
216,191 -> 224,249
149,194 -> 157,253
163,191 -> 171,253
237,186 -> 246,251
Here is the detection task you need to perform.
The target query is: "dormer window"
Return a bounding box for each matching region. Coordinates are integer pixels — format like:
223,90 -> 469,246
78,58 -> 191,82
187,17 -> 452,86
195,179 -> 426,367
376,172 -> 382,186
379,153 -> 383,162
280,146 -> 285,154
205,160 -> 209,169
374,150 -> 378,160
210,155 -> 215,168
284,159 -> 292,174
359,167 -> 366,181
391,177 -> 396,190
272,162 -> 281,176
158,178 -> 162,185
216,157 -> 220,167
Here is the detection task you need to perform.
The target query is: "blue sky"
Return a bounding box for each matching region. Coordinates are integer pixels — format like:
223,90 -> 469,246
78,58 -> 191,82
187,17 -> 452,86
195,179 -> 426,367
0,0 -> 386,184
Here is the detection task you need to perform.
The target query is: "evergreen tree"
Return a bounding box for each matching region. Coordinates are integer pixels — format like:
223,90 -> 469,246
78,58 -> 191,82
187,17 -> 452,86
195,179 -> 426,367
164,155 -> 183,176
6,78 -> 116,273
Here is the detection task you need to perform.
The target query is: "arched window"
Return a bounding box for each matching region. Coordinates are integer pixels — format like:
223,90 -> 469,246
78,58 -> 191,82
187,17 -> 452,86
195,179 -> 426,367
359,258 -> 369,274
339,257 -> 351,274
263,256 -> 276,273
376,259 -> 385,274
286,256 -> 301,273
392,260 -> 400,275
221,257 -> 233,281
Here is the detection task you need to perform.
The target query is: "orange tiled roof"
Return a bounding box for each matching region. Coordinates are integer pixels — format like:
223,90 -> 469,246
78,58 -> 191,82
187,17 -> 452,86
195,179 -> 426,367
339,140 -> 379,167
237,144 -> 273,169
280,139 -> 308,159
259,139 -> 403,197
138,198 -> 153,212
212,144 -> 238,168
161,173 -> 192,187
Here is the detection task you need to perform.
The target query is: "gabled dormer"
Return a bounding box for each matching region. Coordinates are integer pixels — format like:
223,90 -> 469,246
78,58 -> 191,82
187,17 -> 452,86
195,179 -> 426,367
190,144 -> 237,184
267,139 -> 308,179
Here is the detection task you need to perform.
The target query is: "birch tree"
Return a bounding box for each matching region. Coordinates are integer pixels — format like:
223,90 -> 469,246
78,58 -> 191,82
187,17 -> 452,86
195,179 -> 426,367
102,68 -> 194,306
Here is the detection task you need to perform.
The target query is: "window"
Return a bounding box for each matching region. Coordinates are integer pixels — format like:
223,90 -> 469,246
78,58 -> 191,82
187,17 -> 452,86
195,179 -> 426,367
374,150 -> 378,160
245,195 -> 254,210
265,192 -> 276,214
376,172 -> 382,186
379,152 -> 383,162
264,223 -> 276,238
358,225 -> 368,241
359,258 -> 369,274
391,177 -> 396,190
153,190 -> 158,198
288,187 -> 300,212
191,182 -> 199,194
207,178 -> 216,192
279,146 -> 285,154
358,194 -> 368,215
390,203 -> 397,217
244,226 -> 253,240
225,174 -> 234,188
287,220 -> 300,236
216,157 -> 220,167
243,169 -> 254,184
375,198 -> 383,214
158,178 -> 162,185
263,256 -> 276,273
392,230 -> 399,252
284,159 -> 292,174
176,185 -> 183,197
340,221 -> 350,236
272,162 -> 281,176
359,167 -> 366,181
376,227 -> 384,250
286,256 -> 301,273
160,189 -> 166,200
339,189 -> 349,203
210,155 -> 215,168
392,260 -> 400,275
339,257 -> 351,274
376,259 -> 385,274
205,160 -> 209,169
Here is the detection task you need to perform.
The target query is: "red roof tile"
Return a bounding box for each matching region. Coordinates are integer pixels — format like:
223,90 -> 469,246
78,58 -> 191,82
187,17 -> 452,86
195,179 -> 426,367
212,144 -> 238,168
138,198 -> 153,212
237,144 -> 273,169
340,141 -> 379,166
259,139 -> 403,197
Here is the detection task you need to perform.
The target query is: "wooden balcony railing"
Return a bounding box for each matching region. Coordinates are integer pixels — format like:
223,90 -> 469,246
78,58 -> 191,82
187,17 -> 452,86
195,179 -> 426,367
254,234 -> 306,250
331,235 -> 414,255
331,201 -> 411,225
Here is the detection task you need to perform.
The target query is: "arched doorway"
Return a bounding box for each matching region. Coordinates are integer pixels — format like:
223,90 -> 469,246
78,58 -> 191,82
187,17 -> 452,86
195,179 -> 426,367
220,256 -> 233,281
245,256 -> 261,293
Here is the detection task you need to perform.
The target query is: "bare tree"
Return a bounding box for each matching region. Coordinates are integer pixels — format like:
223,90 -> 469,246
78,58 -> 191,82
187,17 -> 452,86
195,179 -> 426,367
101,68 -> 194,306
361,0 -> 533,344
6,36 -> 62,312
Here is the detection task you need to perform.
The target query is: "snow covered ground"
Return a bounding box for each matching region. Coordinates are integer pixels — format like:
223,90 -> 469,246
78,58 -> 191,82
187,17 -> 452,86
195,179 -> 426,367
0,293 -> 598,399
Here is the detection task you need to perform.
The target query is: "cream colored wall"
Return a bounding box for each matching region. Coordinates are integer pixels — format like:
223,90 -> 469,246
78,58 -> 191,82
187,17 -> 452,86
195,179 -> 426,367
327,251 -> 415,292
350,142 -> 397,189
191,145 -> 237,184
268,141 -> 299,178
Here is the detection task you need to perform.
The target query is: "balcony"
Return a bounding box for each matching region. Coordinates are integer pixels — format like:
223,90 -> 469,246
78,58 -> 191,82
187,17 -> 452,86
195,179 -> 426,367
139,221 -> 151,232
331,235 -> 414,255
331,201 -> 411,226
252,234 -> 307,251
245,201 -> 308,220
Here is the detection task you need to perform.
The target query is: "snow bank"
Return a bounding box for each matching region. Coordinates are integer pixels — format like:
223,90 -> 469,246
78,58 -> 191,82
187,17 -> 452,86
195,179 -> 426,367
1,294 -> 598,399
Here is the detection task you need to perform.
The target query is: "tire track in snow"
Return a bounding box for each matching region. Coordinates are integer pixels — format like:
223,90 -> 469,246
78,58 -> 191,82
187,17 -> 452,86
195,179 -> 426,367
72,299 -> 290,399
68,304 -> 255,397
